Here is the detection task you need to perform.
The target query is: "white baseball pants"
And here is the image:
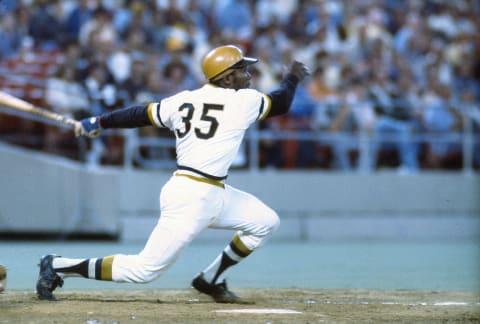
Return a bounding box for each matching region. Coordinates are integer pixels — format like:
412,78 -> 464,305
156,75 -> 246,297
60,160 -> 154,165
111,173 -> 280,283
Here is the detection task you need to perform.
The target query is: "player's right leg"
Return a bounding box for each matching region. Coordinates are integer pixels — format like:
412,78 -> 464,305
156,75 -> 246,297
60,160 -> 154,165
36,175 -> 222,301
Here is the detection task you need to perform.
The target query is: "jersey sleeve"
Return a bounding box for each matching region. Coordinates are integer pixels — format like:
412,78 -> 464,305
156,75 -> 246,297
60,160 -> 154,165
257,93 -> 272,121
237,89 -> 272,124
146,102 -> 167,128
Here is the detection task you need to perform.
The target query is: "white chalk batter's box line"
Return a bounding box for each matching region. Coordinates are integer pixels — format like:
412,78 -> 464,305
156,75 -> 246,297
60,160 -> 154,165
214,309 -> 303,314
212,302 -> 480,315
309,300 -> 480,306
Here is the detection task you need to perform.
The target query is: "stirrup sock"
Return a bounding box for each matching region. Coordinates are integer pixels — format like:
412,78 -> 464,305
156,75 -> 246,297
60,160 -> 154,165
203,234 -> 252,284
54,256 -> 114,280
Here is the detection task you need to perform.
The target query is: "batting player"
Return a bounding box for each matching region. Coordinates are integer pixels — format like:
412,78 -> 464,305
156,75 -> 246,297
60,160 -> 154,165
36,45 -> 309,302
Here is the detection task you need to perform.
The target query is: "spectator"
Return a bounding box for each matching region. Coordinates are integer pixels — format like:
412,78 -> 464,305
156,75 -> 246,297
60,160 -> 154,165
83,62 -> 118,114
420,82 -> 463,169
455,87 -> 480,169
28,0 -> 62,50
0,14 -> 23,59
44,63 -> 89,156
312,75 -> 364,171
79,6 -> 117,48
116,58 -> 147,104
56,41 -> 89,81
213,0 -> 252,39
134,68 -> 174,164
162,58 -> 198,95
283,79 -> 318,168
63,0 -> 94,43
367,71 -> 420,173
45,63 -> 89,118
82,61 -> 124,165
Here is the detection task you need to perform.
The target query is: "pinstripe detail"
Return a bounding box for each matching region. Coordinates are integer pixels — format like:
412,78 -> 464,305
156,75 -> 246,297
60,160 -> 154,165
258,94 -> 272,121
230,234 -> 252,257
88,258 -> 97,279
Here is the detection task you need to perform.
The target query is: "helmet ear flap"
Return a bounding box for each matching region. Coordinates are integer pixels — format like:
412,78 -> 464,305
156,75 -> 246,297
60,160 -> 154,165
202,45 -> 258,81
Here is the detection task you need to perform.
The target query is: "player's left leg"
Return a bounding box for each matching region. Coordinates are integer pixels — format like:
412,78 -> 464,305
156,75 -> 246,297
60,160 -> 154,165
192,184 -> 279,302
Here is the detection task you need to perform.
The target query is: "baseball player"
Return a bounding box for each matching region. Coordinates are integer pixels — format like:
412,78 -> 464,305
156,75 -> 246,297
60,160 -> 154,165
36,45 -> 309,302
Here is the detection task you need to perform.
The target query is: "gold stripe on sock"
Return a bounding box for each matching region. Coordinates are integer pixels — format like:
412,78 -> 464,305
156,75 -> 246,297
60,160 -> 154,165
101,256 -> 114,281
232,234 -> 252,256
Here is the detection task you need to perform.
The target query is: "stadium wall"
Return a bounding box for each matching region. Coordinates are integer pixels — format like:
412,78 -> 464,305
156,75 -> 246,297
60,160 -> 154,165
1,142 -> 479,241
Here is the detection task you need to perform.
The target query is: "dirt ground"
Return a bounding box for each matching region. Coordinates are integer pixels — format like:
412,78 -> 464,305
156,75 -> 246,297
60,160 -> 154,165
1,288 -> 479,323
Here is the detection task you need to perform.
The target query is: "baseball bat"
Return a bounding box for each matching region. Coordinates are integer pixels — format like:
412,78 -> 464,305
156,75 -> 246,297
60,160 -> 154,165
0,90 -> 79,128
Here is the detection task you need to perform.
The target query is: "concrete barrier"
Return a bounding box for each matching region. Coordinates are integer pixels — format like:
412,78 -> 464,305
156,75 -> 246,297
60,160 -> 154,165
1,142 -> 479,241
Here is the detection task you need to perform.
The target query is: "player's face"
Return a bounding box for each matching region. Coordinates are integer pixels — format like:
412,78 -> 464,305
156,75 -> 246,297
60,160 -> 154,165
229,66 -> 252,90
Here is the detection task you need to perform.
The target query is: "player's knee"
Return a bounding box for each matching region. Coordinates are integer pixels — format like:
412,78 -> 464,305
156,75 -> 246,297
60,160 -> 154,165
256,208 -> 280,237
267,210 -> 280,234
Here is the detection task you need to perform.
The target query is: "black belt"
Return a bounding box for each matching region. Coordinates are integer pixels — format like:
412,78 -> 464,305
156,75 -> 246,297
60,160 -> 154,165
177,164 -> 227,181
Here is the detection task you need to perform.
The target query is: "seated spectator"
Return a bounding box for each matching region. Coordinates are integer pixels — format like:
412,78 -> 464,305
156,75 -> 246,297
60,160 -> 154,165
283,79 -> 318,168
79,6 -> 118,48
213,0 -> 252,38
309,65 -> 368,171
28,0 -> 62,51
134,68 -> 174,164
83,62 -> 120,114
161,58 -> 198,95
0,14 -> 22,59
44,63 -> 89,157
367,72 -> 420,173
457,88 -> 480,169
45,64 -> 89,119
83,62 -> 124,165
312,78 -> 363,171
63,0 -> 94,43
116,58 -> 147,104
421,83 -> 463,169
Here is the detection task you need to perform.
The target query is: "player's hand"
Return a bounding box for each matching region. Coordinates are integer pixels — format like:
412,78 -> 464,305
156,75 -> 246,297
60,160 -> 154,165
75,116 -> 102,138
289,61 -> 310,82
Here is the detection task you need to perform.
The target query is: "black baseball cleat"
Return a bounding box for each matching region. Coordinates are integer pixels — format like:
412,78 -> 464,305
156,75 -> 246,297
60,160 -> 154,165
192,273 -> 249,304
36,254 -> 64,301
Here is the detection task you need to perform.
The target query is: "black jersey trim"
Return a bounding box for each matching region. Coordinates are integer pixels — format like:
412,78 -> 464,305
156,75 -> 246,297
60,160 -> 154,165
156,103 -> 167,128
256,97 -> 265,121
177,164 -> 228,180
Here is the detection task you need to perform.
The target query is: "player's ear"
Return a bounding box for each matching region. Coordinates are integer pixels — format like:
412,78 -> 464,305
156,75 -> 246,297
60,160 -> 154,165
221,74 -> 235,88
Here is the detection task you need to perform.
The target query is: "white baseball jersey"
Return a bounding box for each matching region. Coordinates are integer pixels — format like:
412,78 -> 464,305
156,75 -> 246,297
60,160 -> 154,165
146,84 -> 272,177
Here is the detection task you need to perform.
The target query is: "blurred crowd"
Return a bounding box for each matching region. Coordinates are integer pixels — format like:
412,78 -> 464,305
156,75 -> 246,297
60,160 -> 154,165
0,0 -> 479,171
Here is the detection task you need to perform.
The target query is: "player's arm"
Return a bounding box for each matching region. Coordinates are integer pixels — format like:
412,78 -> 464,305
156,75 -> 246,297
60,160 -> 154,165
75,103 -> 164,138
262,61 -> 310,120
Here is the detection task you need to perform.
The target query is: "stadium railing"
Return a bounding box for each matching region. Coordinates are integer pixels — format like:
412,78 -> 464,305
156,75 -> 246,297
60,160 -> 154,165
1,105 -> 478,174
121,127 -> 477,174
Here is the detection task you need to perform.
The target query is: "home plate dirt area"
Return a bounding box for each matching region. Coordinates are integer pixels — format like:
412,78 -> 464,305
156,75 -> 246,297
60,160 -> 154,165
1,288 -> 479,323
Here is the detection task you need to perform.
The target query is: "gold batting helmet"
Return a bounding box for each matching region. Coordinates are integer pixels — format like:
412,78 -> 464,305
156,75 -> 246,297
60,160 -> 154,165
202,45 -> 258,81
